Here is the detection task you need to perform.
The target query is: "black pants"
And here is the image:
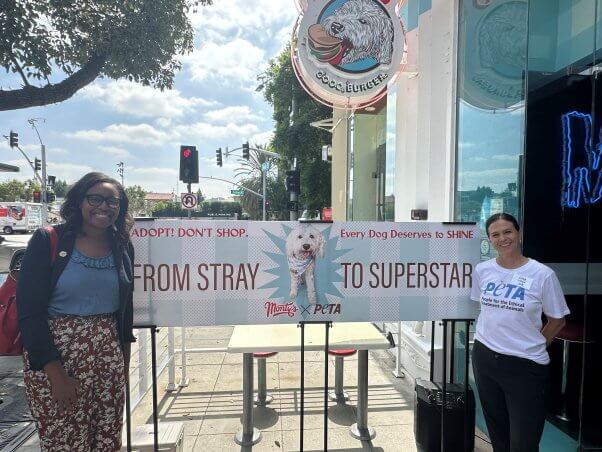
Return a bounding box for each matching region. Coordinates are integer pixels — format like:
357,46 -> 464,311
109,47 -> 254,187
472,340 -> 550,452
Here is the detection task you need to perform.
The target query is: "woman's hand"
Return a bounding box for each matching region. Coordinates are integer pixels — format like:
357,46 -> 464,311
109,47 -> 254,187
43,360 -> 80,415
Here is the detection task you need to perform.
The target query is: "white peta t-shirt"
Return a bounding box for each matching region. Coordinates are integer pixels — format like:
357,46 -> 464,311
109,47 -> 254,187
471,258 -> 570,365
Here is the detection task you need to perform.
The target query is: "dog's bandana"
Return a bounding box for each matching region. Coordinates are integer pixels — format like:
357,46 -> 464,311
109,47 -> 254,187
288,252 -> 314,277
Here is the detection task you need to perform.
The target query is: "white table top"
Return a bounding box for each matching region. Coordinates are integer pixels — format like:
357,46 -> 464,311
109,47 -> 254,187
227,322 -> 391,353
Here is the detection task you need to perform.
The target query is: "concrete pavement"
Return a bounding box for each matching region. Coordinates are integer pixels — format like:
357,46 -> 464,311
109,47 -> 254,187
1,325 -> 493,451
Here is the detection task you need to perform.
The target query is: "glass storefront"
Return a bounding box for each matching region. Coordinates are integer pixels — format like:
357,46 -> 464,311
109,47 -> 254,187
346,100 -> 394,221
456,0 -> 602,449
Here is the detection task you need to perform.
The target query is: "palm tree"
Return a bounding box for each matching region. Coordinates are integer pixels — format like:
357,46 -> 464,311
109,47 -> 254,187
234,145 -> 279,219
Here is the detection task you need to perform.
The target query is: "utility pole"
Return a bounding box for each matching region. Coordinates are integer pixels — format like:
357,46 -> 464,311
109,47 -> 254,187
28,118 -> 48,225
117,162 -> 124,186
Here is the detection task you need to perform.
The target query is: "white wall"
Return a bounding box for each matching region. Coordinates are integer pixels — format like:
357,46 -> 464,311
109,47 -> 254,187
395,0 -> 458,222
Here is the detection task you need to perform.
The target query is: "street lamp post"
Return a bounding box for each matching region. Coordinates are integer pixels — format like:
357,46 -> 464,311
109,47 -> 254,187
28,118 -> 48,225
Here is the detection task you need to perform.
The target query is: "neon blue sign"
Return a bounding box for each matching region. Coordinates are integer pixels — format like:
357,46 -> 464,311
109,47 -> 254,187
561,111 -> 602,208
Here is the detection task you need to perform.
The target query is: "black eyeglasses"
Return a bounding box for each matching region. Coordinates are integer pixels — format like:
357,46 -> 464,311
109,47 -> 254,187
85,194 -> 121,209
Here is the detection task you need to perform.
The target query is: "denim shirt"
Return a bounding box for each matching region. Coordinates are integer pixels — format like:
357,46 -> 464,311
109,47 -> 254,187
48,248 -> 119,317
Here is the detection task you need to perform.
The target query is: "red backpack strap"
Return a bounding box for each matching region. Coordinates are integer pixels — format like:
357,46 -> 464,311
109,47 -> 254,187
44,226 -> 58,263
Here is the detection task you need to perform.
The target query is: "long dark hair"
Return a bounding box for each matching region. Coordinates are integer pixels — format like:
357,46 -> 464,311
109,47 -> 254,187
60,172 -> 133,244
485,212 -> 520,236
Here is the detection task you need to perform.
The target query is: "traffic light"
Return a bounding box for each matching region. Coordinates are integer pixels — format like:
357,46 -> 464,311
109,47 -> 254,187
242,142 -> 250,160
32,191 -> 41,203
45,192 -> 56,203
34,158 -> 41,171
179,145 -> 199,184
216,148 -> 223,167
9,131 -> 18,148
285,169 -> 301,194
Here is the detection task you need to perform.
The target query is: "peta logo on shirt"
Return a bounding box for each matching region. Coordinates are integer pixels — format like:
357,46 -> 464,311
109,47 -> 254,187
483,282 -> 526,301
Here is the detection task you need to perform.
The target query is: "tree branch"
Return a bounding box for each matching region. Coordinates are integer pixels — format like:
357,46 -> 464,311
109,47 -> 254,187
0,53 -> 106,111
9,54 -> 31,87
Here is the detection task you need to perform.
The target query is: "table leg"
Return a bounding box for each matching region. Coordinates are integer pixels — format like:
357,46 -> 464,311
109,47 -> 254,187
350,350 -> 376,440
235,353 -> 261,446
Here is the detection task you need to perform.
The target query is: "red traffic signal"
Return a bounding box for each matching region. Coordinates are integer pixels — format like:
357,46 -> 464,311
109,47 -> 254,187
179,145 -> 199,184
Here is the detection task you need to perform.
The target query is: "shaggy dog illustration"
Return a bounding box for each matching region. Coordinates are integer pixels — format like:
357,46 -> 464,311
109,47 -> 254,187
321,0 -> 394,66
285,223 -> 325,305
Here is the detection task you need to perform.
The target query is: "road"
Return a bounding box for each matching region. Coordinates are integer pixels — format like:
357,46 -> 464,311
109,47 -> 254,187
0,233 -> 32,272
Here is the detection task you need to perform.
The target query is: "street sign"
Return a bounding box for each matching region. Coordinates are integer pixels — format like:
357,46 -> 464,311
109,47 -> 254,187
261,162 -> 270,171
231,189 -> 245,195
181,193 -> 197,209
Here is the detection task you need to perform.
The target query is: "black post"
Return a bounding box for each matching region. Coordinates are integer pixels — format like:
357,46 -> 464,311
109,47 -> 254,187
441,320 -> 448,452
150,326 -> 159,452
450,321 -> 456,384
324,323 -> 331,452
125,367 -> 132,452
430,321 -> 435,381
299,323 -> 305,452
298,321 -> 333,452
464,320 -> 471,452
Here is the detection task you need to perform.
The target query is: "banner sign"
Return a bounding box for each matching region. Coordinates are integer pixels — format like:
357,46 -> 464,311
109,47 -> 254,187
132,220 -> 480,326
292,0 -> 407,109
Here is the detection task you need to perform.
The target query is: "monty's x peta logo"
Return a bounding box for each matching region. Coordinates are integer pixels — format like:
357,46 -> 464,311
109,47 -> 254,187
308,0 -> 394,73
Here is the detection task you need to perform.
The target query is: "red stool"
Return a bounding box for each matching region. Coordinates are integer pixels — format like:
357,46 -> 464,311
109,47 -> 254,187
328,349 -> 357,403
253,352 -> 278,406
555,322 -> 595,422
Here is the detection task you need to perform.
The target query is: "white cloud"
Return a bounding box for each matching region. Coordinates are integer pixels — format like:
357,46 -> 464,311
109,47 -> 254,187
491,154 -> 518,161
249,130 -> 274,147
97,145 -> 133,159
190,0 -> 297,38
185,38 -> 265,86
65,124 -> 169,146
203,106 -> 261,124
81,80 -> 217,119
174,121 -> 260,142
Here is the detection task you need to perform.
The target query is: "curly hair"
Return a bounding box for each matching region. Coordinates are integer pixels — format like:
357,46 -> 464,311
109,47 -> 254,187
60,172 -> 133,244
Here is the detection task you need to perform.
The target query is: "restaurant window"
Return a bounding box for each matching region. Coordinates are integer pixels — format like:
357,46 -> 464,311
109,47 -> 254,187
454,0 -> 526,260
346,100 -> 388,220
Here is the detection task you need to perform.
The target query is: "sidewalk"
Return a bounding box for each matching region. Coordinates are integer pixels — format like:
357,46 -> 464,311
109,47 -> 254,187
130,326 -> 417,451
1,325 -> 493,451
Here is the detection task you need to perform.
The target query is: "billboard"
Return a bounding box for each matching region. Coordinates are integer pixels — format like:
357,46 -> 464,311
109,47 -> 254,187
132,220 -> 479,326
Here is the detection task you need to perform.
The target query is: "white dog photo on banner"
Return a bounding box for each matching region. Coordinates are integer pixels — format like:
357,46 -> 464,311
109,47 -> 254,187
285,223 -> 326,305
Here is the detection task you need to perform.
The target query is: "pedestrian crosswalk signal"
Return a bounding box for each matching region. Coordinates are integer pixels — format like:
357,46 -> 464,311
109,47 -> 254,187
285,169 -> 300,194
179,145 -> 199,184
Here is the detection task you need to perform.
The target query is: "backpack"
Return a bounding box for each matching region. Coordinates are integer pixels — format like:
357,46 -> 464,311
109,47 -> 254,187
0,226 -> 58,356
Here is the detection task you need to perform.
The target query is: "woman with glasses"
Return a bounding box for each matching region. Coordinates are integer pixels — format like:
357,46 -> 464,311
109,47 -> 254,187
17,172 -> 135,451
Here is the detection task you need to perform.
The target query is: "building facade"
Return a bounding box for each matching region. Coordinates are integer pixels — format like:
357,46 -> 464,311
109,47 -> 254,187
330,0 -> 601,449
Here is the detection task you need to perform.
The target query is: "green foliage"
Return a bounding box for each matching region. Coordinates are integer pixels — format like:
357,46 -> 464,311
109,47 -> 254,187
196,188 -> 205,204
52,179 -> 70,197
261,46 -> 332,211
124,185 -> 147,216
0,0 -> 212,110
0,179 -> 41,202
152,201 -> 242,218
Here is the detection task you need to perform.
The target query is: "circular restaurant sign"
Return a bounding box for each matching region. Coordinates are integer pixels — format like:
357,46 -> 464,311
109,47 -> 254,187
292,0 -> 406,109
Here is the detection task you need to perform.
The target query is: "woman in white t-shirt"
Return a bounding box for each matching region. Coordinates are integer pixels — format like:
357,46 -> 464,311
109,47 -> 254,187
471,213 -> 569,452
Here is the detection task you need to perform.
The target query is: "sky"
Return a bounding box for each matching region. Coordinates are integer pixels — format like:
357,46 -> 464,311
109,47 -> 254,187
0,1 -> 299,199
